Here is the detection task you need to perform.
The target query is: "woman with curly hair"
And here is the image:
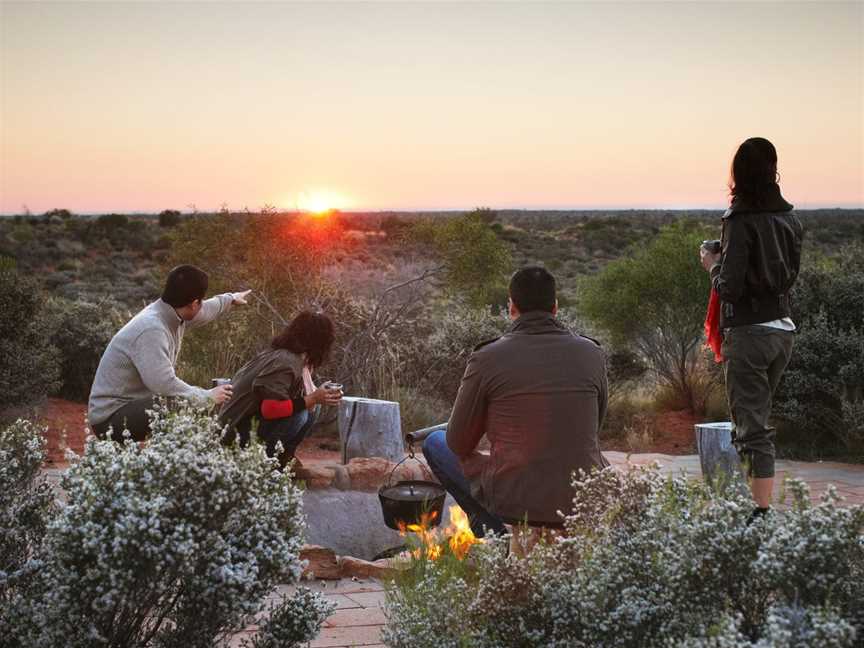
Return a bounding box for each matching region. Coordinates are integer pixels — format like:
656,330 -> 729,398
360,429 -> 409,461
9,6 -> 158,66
219,310 -> 342,468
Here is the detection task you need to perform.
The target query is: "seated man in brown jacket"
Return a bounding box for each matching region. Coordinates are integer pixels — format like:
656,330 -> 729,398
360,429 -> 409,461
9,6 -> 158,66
423,266 -> 609,537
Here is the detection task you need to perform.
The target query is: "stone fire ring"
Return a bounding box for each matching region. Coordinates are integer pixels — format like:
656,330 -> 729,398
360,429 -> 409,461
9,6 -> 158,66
295,457 -> 458,580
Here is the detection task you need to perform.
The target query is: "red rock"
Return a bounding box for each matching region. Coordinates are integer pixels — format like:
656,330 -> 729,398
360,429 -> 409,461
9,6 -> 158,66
345,457 -> 395,491
300,545 -> 341,580
392,459 -> 437,484
338,555 -> 396,580
295,464 -> 336,489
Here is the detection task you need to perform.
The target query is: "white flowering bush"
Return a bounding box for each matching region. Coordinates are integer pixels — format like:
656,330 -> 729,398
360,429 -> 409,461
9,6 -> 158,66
383,465 -> 864,647
0,420 -> 56,605
1,403 -> 332,648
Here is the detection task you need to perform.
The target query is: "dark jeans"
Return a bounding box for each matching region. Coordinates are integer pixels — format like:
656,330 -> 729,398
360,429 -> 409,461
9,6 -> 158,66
91,396 -> 155,442
258,406 -> 319,469
422,429 -> 506,538
722,325 -> 795,479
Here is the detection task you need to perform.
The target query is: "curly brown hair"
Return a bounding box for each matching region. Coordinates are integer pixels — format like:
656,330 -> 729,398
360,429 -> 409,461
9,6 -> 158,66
271,311 -> 335,369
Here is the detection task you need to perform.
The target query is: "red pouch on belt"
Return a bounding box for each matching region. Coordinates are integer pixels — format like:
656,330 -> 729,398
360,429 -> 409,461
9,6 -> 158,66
705,288 -> 724,363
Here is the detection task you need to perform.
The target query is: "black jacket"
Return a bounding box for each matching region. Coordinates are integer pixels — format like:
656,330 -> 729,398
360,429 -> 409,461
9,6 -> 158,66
710,188 -> 803,329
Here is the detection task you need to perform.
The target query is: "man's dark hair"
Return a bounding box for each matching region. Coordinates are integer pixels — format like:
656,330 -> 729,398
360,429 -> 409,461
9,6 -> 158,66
509,266 -> 556,313
161,265 -> 209,308
272,310 -> 335,369
729,137 -> 781,208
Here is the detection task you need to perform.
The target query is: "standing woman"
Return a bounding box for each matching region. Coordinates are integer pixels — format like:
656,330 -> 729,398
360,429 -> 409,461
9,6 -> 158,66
701,137 -> 803,523
219,311 -> 342,469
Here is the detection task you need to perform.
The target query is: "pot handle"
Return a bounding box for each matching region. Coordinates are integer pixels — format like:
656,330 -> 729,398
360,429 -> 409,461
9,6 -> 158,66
384,438 -> 435,488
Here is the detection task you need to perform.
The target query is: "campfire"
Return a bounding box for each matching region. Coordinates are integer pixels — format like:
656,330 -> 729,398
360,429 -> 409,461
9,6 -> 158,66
399,505 -> 480,561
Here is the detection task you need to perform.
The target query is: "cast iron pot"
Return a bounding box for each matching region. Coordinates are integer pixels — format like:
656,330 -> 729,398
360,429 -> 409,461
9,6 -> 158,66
378,448 -> 446,530
379,479 -> 446,530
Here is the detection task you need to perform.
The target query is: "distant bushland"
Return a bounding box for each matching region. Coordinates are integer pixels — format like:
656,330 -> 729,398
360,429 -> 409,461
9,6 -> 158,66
1,207 -> 862,461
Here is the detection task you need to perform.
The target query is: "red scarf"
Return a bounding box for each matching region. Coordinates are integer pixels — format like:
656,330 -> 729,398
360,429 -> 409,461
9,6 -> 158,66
704,288 -> 724,363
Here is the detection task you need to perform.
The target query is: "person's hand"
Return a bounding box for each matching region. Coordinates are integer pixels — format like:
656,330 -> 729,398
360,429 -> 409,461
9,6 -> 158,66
312,385 -> 342,407
209,384 -> 234,405
700,246 -> 721,272
232,289 -> 252,305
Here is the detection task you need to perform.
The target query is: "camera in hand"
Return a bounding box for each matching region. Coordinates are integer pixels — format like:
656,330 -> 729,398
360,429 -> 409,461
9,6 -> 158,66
702,239 -> 721,255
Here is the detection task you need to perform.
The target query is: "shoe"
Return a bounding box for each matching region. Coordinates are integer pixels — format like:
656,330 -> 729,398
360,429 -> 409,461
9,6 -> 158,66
746,507 -> 770,526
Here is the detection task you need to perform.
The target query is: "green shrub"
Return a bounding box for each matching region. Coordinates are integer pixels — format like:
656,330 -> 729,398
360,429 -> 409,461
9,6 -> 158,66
42,297 -> 120,402
775,245 -> 864,458
0,403 -> 332,648
0,261 -> 61,414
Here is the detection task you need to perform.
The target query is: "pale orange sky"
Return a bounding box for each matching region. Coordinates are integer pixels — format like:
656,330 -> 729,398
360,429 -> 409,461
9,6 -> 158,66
1,1 -> 862,213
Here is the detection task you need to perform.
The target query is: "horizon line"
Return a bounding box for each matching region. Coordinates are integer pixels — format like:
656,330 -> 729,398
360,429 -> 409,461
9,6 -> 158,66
3,204 -> 863,217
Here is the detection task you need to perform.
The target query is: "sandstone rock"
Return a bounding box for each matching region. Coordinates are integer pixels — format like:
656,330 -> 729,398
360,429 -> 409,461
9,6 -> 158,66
391,459 -> 437,483
339,555 -> 396,580
345,457 -> 395,491
295,464 -> 336,489
332,464 -> 352,490
300,545 -> 341,580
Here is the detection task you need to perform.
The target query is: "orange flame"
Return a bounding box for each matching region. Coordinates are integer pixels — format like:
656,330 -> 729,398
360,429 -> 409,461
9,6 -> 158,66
445,505 -> 477,560
398,505 -> 480,561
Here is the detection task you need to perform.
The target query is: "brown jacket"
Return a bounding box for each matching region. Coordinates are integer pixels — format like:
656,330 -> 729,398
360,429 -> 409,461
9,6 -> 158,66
218,348 -> 305,443
446,311 -> 608,526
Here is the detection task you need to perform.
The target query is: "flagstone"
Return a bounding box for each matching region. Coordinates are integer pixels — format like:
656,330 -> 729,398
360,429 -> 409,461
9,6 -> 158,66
345,590 -> 387,609
309,625 -> 382,647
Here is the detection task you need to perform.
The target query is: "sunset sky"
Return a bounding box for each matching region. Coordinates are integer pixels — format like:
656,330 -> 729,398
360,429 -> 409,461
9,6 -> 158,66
1,1 -> 861,213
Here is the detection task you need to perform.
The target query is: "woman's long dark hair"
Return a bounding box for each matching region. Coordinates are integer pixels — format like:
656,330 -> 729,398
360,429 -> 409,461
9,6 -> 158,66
271,311 -> 335,369
729,137 -> 781,208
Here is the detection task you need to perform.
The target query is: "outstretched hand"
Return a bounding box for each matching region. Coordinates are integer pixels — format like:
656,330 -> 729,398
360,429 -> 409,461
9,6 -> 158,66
232,289 -> 252,305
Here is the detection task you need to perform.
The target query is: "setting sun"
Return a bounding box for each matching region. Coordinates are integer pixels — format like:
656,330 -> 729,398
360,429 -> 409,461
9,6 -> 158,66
297,190 -> 348,214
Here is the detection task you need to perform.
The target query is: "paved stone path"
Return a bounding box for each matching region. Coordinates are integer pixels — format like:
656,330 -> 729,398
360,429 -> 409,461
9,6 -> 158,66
607,451 -> 864,507
228,578 -> 388,648
225,452 -> 864,648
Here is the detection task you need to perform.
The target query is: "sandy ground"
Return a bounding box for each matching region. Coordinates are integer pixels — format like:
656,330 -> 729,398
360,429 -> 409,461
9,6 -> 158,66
34,398 -> 698,467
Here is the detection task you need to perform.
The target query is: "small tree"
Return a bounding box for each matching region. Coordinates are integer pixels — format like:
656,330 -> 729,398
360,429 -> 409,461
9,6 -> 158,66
158,209 -> 182,227
411,209 -> 512,308
43,208 -> 73,220
579,221 -> 717,412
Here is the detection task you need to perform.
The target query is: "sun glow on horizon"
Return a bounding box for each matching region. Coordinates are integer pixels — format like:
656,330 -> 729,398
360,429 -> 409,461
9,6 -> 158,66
296,190 -> 350,214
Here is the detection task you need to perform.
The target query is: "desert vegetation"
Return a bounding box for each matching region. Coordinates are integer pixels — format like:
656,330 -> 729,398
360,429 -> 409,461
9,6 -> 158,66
1,207 -> 862,459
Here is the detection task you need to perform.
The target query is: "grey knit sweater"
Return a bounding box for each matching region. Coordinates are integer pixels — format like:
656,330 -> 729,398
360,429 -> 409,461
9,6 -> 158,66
87,295 -> 234,425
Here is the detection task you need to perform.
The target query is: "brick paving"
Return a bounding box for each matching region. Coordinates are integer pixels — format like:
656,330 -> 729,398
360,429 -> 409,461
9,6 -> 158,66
228,578 -> 388,648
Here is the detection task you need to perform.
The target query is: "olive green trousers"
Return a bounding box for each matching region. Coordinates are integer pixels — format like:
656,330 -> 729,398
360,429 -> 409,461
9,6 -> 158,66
722,325 -> 795,479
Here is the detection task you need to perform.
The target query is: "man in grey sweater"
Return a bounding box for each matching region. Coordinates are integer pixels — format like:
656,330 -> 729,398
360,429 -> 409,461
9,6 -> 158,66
88,264 -> 250,440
